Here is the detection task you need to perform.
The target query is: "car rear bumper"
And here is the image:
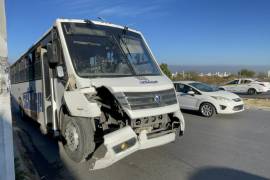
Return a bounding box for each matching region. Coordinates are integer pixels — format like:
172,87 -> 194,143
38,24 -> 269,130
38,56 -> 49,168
257,87 -> 270,93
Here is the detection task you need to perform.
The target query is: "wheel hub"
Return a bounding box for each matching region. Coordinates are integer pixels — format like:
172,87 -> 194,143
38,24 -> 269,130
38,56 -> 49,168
65,122 -> 79,152
201,104 -> 213,116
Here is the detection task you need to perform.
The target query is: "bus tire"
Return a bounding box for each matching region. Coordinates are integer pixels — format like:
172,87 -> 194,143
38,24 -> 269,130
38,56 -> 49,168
61,115 -> 95,163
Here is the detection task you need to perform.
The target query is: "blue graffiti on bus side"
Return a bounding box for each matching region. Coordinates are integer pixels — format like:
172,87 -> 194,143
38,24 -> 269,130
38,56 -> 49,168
23,86 -> 43,112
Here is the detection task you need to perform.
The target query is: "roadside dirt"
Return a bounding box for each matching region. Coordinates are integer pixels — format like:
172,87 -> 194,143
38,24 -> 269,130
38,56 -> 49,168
244,98 -> 270,110
13,127 -> 40,180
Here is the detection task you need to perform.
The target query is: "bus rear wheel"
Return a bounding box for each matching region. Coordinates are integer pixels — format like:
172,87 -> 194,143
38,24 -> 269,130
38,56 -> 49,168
61,115 -> 95,163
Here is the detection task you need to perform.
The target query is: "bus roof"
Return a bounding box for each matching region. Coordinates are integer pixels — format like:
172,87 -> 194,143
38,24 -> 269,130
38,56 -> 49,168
56,18 -> 140,34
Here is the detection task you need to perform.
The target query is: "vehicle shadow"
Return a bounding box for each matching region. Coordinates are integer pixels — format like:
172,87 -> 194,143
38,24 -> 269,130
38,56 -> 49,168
181,109 -> 245,120
181,109 -> 204,117
11,95 -> 77,180
189,166 -> 268,180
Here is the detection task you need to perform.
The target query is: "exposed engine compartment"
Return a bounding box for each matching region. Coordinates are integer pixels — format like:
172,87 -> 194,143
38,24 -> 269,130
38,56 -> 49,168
91,86 -> 181,139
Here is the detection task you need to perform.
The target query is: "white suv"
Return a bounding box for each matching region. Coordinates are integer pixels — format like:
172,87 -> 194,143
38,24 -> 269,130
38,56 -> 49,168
220,78 -> 270,95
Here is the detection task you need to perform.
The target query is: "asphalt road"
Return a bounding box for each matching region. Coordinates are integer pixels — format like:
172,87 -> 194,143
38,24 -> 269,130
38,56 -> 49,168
237,91 -> 270,99
12,106 -> 270,180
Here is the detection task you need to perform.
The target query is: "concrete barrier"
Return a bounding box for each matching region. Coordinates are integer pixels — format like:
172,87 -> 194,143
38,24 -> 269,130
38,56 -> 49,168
0,93 -> 15,180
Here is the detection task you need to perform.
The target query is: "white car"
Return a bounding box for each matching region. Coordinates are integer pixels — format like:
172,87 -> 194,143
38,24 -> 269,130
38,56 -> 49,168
220,78 -> 270,95
174,81 -> 244,117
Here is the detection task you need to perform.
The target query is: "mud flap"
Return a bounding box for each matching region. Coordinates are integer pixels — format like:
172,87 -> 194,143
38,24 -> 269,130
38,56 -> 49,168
89,126 -> 139,170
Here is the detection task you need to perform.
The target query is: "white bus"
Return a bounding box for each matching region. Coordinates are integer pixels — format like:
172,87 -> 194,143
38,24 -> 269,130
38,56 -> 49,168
10,19 -> 185,170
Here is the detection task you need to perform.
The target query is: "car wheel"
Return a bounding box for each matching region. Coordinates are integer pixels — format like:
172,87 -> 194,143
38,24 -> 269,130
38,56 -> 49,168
247,88 -> 257,95
61,115 -> 95,163
200,103 -> 215,117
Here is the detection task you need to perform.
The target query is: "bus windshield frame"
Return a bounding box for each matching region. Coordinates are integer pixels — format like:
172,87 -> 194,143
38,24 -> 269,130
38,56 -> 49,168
61,22 -> 161,78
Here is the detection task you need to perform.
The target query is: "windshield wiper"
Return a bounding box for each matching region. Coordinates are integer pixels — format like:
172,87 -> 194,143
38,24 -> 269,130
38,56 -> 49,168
118,35 -> 132,58
110,34 -> 136,75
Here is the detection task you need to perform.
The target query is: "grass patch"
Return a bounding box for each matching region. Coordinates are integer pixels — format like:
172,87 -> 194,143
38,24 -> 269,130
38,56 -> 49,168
244,99 -> 270,108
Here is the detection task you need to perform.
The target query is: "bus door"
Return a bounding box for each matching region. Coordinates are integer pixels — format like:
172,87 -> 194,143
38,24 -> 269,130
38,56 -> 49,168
41,48 -> 57,134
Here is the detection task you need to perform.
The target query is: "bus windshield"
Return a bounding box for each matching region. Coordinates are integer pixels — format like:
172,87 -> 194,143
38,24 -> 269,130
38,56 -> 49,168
61,22 -> 161,77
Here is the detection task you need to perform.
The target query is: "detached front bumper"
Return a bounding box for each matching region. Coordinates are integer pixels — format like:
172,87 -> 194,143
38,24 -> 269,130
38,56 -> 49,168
89,126 -> 178,170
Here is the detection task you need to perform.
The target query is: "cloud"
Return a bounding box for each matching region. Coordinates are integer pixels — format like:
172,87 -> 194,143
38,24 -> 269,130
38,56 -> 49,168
39,0 -> 170,19
97,4 -> 160,17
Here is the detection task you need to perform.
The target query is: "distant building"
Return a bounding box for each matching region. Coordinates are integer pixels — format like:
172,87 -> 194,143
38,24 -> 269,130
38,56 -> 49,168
197,71 -> 231,77
173,70 -> 231,78
268,70 -> 270,78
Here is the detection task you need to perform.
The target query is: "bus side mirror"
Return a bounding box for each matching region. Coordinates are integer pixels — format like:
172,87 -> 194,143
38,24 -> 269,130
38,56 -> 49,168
56,66 -> 64,78
47,43 -> 58,68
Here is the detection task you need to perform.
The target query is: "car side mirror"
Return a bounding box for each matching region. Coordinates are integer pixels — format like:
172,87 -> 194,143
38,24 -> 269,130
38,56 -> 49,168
56,66 -> 64,78
47,43 -> 58,68
187,91 -> 195,96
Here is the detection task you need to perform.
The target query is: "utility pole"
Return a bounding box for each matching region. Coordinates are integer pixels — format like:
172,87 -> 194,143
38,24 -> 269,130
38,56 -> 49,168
0,0 -> 8,73
0,0 -> 15,179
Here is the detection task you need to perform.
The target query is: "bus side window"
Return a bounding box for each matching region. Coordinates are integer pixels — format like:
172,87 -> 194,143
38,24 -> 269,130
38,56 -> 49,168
15,63 -> 19,83
27,54 -> 35,81
34,50 -> 42,80
10,66 -> 14,84
21,58 -> 26,82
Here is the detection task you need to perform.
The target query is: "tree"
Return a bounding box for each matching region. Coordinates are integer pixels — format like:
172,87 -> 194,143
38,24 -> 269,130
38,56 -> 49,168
238,69 -> 255,78
160,63 -> 172,79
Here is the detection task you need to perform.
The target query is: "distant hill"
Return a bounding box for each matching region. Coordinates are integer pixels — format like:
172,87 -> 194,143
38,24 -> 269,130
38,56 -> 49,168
169,65 -> 270,74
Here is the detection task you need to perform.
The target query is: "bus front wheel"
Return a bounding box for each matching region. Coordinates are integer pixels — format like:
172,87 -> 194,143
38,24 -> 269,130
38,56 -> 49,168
61,115 -> 95,163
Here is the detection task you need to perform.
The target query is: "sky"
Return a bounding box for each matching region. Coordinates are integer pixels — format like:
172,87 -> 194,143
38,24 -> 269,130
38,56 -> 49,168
5,0 -> 270,65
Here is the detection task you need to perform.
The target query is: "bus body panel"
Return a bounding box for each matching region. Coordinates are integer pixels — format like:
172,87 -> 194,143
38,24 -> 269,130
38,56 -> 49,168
11,80 -> 44,124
